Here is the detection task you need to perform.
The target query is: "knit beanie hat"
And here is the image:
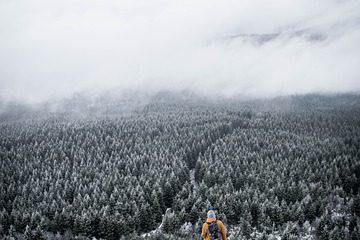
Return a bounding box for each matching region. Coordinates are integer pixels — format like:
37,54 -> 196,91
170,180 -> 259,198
207,210 -> 216,218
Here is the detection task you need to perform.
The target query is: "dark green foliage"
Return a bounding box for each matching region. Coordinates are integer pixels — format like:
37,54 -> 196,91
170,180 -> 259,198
250,203 -> 260,227
194,161 -> 205,183
351,228 -> 360,240
0,94 -> 360,239
163,183 -> 175,209
162,216 -> 176,234
33,226 -> 45,240
24,225 -> 32,240
241,220 -> 252,238
8,225 -> 15,238
138,203 -> 154,233
352,197 -> 360,216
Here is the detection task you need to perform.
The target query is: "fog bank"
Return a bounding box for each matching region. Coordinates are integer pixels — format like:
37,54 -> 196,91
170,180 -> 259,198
0,0 -> 360,103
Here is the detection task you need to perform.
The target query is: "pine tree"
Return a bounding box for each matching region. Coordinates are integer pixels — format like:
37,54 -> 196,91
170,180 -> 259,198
194,161 -> 204,183
241,220 -> 252,239
351,196 -> 360,216
151,195 -> 163,224
24,225 -> 32,240
32,226 -> 45,240
316,220 -> 330,240
162,216 -> 173,234
8,225 -> 15,238
139,203 -> 154,233
350,227 -> 360,240
163,182 -> 174,209
250,203 -> 260,227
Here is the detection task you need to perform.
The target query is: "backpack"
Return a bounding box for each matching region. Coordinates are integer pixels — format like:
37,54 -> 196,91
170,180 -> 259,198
207,221 -> 220,240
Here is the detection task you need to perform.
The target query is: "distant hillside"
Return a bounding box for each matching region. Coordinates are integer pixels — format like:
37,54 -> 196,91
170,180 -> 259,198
1,92 -> 359,122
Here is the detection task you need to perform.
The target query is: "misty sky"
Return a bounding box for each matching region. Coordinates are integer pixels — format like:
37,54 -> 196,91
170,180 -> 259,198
0,0 -> 360,103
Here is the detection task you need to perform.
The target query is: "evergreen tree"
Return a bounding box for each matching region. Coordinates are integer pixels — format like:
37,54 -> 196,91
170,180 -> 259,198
32,226 -> 45,240
241,220 -> 252,239
24,225 -> 32,240
8,225 -> 15,239
163,183 -> 174,209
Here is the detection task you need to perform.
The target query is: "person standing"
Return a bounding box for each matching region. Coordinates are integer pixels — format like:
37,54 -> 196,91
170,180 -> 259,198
201,210 -> 227,240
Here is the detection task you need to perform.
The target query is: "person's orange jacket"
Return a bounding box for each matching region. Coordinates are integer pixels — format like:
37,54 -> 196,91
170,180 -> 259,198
201,217 -> 227,240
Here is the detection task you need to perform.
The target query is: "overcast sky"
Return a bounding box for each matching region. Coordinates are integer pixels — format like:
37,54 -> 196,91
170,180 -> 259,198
0,0 -> 359,103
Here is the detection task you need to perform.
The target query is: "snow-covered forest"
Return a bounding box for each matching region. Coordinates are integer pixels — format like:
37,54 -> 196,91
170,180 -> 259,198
1,93 -> 360,239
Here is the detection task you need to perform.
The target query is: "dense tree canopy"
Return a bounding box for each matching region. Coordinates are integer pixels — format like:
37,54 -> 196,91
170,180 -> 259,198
0,94 -> 359,239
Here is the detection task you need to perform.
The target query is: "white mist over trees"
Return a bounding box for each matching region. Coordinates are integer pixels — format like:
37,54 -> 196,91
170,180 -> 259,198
0,0 -> 360,239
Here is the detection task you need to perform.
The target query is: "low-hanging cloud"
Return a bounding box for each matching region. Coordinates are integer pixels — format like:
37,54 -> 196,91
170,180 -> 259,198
0,0 -> 360,103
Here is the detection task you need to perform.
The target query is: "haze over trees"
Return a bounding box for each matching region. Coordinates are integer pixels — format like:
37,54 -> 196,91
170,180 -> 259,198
0,93 -> 360,239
